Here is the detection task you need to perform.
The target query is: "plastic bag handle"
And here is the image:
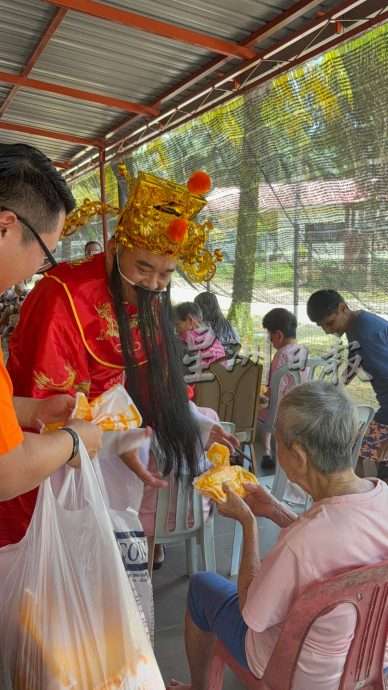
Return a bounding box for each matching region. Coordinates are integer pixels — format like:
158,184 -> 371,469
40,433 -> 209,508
92,456 -> 111,506
42,439 -> 110,520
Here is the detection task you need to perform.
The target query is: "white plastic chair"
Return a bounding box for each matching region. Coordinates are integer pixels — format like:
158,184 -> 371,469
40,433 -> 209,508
258,357 -> 330,436
148,476 -> 216,578
194,359 -> 263,475
351,404 -> 376,465
258,357 -> 329,507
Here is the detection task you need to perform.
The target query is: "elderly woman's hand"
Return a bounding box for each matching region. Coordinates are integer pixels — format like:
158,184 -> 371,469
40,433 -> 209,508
244,483 -> 298,528
243,483 -> 279,520
217,482 -> 253,524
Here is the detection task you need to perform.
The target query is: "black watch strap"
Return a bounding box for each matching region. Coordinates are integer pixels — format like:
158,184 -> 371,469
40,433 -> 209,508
59,427 -> 80,463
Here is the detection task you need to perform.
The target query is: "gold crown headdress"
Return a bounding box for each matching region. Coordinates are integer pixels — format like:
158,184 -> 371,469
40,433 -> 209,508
62,167 -> 223,282
61,199 -> 119,238
115,166 -> 222,282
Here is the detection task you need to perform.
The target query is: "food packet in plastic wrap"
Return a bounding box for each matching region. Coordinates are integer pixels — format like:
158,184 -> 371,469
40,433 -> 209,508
43,384 -> 142,434
193,442 -> 259,503
71,383 -> 142,431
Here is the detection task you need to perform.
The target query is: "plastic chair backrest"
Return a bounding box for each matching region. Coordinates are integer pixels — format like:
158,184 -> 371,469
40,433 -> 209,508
352,404 -> 375,468
208,560 -> 388,690
155,478 -> 203,539
150,474 -> 216,577
259,357 -> 335,435
262,559 -> 388,690
194,359 -> 263,437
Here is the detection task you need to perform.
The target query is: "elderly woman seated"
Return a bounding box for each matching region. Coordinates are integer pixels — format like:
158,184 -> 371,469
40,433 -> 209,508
168,381 -> 388,690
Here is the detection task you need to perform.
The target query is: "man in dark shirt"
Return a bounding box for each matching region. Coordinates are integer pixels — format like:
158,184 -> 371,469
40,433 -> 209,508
307,289 -> 388,481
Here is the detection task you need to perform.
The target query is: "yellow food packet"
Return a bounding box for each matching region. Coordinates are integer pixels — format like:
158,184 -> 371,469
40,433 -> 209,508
72,385 -> 142,431
206,442 -> 230,467
193,442 -> 259,503
42,384 -> 142,433
73,393 -> 93,421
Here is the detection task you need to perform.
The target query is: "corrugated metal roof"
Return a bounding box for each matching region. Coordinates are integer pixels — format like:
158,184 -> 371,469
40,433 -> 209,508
33,12 -> 207,102
0,127 -> 76,160
0,0 -> 386,176
0,0 -> 53,72
6,89 -> 123,136
99,0 -> 282,40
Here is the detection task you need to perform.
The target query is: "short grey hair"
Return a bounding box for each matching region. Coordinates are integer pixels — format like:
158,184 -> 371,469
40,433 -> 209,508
276,381 -> 358,474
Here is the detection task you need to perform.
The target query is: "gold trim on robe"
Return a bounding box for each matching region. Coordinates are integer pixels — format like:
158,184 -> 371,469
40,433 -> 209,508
44,254 -> 148,370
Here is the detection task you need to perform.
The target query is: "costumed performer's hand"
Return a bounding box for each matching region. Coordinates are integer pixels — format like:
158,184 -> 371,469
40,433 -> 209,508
378,440 -> 388,462
217,482 -> 253,524
29,394 -> 75,431
120,427 -> 169,490
243,483 -> 279,520
66,419 -> 104,467
206,423 -> 239,455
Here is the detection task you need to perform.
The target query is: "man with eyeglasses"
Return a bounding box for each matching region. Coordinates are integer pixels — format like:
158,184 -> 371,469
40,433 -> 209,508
0,143 -> 102,547
6,167 -> 238,565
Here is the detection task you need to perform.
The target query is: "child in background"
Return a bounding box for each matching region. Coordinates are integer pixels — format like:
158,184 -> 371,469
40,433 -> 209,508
194,291 -> 240,356
175,301 -> 225,369
259,308 -> 308,468
175,301 -> 223,430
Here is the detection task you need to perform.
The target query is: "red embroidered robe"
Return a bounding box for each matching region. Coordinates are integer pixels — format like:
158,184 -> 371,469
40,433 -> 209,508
1,253 -> 147,545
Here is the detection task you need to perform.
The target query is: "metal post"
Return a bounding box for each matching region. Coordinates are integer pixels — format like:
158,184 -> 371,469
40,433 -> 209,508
293,159 -> 302,319
99,148 -> 108,249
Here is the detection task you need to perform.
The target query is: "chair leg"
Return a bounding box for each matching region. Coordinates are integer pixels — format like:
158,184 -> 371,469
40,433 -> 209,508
200,519 -> 216,572
186,537 -> 199,576
230,520 -> 242,577
249,443 -> 257,476
148,537 -> 156,577
207,653 -> 225,690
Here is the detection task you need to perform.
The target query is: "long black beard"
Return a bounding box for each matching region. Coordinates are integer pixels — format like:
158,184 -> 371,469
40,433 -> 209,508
110,257 -> 203,481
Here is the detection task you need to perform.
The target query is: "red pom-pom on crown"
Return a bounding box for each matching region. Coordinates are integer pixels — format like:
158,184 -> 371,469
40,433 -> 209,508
167,217 -> 189,244
187,171 -> 211,195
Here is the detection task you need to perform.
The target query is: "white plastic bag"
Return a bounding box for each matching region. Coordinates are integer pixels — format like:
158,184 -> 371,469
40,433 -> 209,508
0,442 -> 164,690
93,457 -> 154,642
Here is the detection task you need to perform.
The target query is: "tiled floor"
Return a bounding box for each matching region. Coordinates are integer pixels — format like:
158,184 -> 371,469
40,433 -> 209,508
153,453 -> 280,688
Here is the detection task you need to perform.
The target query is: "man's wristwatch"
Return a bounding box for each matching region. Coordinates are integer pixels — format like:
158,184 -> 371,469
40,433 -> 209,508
59,427 -> 80,463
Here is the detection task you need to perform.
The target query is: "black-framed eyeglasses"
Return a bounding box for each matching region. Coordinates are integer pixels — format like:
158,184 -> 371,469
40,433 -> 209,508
1,207 -> 57,269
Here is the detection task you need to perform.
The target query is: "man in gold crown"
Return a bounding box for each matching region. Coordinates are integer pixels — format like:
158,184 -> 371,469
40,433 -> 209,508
5,167 -> 237,561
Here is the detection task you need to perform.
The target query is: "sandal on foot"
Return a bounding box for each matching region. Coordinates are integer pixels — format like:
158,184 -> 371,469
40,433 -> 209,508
261,454 -> 275,469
